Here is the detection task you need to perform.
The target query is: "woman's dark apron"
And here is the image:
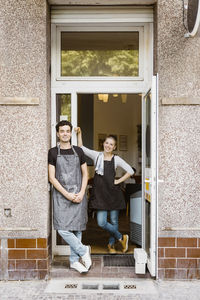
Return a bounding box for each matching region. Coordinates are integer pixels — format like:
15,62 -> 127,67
53,145 -> 88,231
89,156 -> 126,210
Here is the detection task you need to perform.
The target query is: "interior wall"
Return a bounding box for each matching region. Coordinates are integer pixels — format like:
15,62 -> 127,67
94,94 -> 141,177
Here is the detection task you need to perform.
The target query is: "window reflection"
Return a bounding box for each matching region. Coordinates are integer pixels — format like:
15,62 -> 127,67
56,94 -> 71,123
61,32 -> 139,77
145,93 -> 151,168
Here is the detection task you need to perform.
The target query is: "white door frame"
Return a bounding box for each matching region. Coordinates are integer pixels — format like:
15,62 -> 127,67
50,6 -> 154,259
141,75 -> 158,277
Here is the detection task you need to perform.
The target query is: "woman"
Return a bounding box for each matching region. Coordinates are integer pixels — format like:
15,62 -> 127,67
75,127 -> 134,254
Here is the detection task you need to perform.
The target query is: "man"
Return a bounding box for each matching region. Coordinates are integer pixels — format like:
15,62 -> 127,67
48,120 -> 91,273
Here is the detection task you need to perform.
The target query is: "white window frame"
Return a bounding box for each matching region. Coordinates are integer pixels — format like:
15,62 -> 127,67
51,6 -> 153,91
51,6 -> 154,258
56,25 -> 144,81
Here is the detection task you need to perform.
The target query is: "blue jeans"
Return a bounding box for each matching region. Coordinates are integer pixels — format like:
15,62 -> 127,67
97,210 -> 122,245
58,230 -> 87,264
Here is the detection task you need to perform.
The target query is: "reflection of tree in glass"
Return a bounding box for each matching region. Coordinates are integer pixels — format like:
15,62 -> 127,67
61,50 -> 139,76
60,94 -> 71,122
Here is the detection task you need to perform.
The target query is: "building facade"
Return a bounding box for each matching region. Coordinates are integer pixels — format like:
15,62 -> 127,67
0,0 -> 200,280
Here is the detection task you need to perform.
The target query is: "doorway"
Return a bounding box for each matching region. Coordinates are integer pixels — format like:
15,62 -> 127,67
51,84 -> 158,278
50,5 -> 156,276
77,93 -> 142,254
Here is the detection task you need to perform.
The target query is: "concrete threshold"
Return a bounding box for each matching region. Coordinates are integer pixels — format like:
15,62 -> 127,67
45,278 -> 157,295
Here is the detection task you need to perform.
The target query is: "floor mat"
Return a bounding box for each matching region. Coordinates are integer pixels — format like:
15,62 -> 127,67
103,255 -> 135,267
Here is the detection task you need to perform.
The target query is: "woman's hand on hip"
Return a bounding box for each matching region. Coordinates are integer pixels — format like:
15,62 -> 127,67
114,179 -> 119,185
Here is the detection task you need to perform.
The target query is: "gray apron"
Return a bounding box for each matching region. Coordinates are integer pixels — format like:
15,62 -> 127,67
53,145 -> 88,231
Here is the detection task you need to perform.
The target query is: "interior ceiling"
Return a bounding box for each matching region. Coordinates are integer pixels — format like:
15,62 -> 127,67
61,32 -> 139,50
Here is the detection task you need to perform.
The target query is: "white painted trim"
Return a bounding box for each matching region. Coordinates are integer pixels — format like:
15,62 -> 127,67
144,23 -> 154,90
53,244 -> 70,256
56,25 -> 144,81
71,92 -> 78,145
147,75 -> 158,277
51,6 -> 154,23
51,23 -> 58,94
141,92 -> 146,251
156,74 -> 159,279
185,0 -> 200,37
141,75 -> 158,278
52,82 -> 147,92
56,77 -> 144,81
51,89 -> 57,147
51,6 -> 154,257
50,0 -> 156,5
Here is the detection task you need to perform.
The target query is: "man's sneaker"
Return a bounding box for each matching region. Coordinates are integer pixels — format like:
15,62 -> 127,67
119,234 -> 129,253
81,246 -> 92,270
70,261 -> 88,274
108,244 -> 117,254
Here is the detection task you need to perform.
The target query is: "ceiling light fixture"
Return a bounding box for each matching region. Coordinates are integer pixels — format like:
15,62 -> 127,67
121,94 -> 127,103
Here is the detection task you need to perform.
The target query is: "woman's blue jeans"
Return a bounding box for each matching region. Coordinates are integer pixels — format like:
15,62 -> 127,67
97,210 -> 122,245
58,230 -> 87,264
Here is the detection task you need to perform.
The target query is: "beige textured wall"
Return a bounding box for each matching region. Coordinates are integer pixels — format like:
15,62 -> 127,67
0,0 -> 51,238
157,1 -> 200,236
1,1 -> 199,240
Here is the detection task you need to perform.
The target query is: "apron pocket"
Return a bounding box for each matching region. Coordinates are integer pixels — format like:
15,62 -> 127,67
65,185 -> 78,194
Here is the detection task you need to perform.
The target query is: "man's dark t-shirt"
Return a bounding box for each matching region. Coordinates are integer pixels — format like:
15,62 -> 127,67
48,146 -> 86,167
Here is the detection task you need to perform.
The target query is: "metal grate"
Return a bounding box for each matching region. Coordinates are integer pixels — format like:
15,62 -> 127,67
103,255 -> 135,267
45,279 -> 157,294
65,284 -> 78,289
82,284 -> 99,290
124,284 -> 136,289
130,222 -> 142,246
103,284 -> 120,290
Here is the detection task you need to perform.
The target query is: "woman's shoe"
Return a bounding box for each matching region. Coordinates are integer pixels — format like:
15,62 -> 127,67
108,244 -> 117,254
119,234 -> 129,253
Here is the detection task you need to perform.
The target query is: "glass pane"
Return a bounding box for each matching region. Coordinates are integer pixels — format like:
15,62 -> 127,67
56,94 -> 71,123
145,200 -> 150,254
144,91 -> 151,255
61,32 -> 139,77
145,93 -> 151,168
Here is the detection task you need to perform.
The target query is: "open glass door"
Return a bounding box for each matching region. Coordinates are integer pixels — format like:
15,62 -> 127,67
142,75 -> 158,277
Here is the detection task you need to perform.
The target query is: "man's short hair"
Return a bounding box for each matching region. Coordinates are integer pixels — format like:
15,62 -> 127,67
55,120 -> 73,132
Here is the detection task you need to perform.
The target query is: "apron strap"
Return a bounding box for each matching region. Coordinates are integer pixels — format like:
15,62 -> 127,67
113,155 -> 115,170
57,144 -> 78,157
71,145 -> 79,157
95,153 -> 100,168
57,143 -> 61,157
